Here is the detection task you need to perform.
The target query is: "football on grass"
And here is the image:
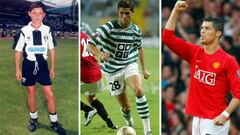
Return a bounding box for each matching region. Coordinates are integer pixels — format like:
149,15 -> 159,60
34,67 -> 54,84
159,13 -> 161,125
116,126 -> 136,135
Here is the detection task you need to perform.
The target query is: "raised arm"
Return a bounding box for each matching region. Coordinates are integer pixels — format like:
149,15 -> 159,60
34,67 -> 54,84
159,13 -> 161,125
165,1 -> 188,30
162,1 -> 196,63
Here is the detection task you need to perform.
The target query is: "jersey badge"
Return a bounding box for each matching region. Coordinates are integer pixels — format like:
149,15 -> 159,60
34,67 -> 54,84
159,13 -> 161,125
213,62 -> 220,69
44,36 -> 48,41
27,36 -> 31,41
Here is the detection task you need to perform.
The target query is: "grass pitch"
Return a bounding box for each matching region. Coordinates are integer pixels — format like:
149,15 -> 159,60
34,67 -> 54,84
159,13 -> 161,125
0,39 -> 78,135
80,48 -> 159,135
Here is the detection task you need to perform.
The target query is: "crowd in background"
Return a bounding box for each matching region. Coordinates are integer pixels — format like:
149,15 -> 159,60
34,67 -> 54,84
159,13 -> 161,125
0,8 -> 78,39
81,0 -> 159,37
81,0 -> 158,17
162,0 -> 240,134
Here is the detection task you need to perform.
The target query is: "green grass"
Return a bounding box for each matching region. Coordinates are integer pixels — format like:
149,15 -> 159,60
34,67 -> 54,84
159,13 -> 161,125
80,48 -> 159,135
0,39 -> 78,135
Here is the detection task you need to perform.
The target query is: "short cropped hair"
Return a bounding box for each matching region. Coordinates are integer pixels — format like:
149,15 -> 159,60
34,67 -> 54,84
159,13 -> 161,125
117,0 -> 135,12
29,2 -> 46,13
202,16 -> 224,34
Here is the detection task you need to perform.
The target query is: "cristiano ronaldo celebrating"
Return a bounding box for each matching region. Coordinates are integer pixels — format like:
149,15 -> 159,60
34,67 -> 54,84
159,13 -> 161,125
162,1 -> 240,135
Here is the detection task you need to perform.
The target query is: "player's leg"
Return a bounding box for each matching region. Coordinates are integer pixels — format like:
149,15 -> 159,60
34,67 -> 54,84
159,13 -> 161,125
41,85 -> 55,113
22,59 -> 39,132
36,59 -> 65,134
81,101 -> 95,112
80,101 -> 97,126
115,89 -> 134,128
87,94 -> 117,129
27,86 -> 38,132
83,79 -> 117,129
84,79 -> 117,129
192,117 -> 200,135
41,85 -> 66,135
27,86 -> 37,115
125,75 -> 152,135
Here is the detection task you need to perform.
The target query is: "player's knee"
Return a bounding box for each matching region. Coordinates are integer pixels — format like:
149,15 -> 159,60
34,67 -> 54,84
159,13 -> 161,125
134,87 -> 144,97
27,90 -> 36,97
87,95 -> 96,104
45,92 -> 54,102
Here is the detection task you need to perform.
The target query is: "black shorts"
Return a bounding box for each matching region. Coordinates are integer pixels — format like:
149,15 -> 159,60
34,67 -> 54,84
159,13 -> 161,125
22,59 -> 52,86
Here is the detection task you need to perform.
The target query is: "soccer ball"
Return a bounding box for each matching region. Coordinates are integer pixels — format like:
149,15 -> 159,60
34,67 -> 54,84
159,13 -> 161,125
116,126 -> 136,135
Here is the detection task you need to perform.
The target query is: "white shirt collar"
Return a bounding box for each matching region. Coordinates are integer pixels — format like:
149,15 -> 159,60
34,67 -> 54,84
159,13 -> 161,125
28,22 -> 44,31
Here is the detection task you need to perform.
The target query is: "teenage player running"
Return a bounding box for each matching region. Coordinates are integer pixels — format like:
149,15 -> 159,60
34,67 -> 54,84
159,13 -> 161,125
80,31 -> 118,129
87,0 -> 152,135
12,2 -> 65,134
162,1 -> 240,135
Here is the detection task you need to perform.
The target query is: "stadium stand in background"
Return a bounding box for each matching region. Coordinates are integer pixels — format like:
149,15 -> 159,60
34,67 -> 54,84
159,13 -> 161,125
0,0 -> 78,39
162,0 -> 240,134
81,0 -> 159,48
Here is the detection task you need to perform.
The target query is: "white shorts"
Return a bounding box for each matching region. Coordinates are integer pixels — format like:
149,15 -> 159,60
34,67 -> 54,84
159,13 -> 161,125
107,63 -> 140,96
192,116 -> 230,135
81,79 -> 104,96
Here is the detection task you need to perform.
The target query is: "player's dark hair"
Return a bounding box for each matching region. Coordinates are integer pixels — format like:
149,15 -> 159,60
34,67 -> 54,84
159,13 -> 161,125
117,0 -> 135,12
29,2 -> 46,13
202,16 -> 224,37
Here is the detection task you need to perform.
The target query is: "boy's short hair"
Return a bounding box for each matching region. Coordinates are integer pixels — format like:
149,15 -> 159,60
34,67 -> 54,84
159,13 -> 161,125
117,0 -> 135,12
29,2 -> 46,13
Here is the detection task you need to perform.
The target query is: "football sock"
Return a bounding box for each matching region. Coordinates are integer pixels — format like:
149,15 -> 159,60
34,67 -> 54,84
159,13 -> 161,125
121,109 -> 132,121
30,111 -> 38,119
81,101 -> 93,113
91,99 -> 111,122
136,95 -> 151,132
49,112 -> 58,123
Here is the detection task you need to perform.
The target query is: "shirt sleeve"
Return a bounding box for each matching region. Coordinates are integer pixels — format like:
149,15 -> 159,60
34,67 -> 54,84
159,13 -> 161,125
162,28 -> 198,63
89,22 -> 112,46
226,56 -> 240,99
48,29 -> 56,49
136,29 -> 142,49
12,30 -> 25,52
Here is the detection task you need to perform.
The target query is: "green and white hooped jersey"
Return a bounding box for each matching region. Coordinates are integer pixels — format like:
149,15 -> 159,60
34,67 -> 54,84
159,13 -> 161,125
89,20 -> 142,75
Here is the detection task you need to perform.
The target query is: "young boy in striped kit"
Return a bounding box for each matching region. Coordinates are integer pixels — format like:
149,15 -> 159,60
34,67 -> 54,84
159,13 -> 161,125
12,2 -> 65,134
88,0 -> 152,134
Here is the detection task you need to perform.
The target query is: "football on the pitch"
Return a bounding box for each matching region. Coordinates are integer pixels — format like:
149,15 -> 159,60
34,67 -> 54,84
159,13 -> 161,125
116,126 -> 136,135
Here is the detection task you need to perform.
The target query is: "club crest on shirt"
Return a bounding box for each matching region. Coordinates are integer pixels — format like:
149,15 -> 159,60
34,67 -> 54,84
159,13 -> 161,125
237,69 -> 240,78
213,62 -> 220,69
26,36 -> 31,41
44,36 -> 48,41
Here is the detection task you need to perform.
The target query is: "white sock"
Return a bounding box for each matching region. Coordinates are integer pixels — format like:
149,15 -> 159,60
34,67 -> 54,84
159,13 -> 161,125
30,111 -> 38,119
142,118 -> 151,133
49,113 -> 58,123
136,95 -> 151,132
